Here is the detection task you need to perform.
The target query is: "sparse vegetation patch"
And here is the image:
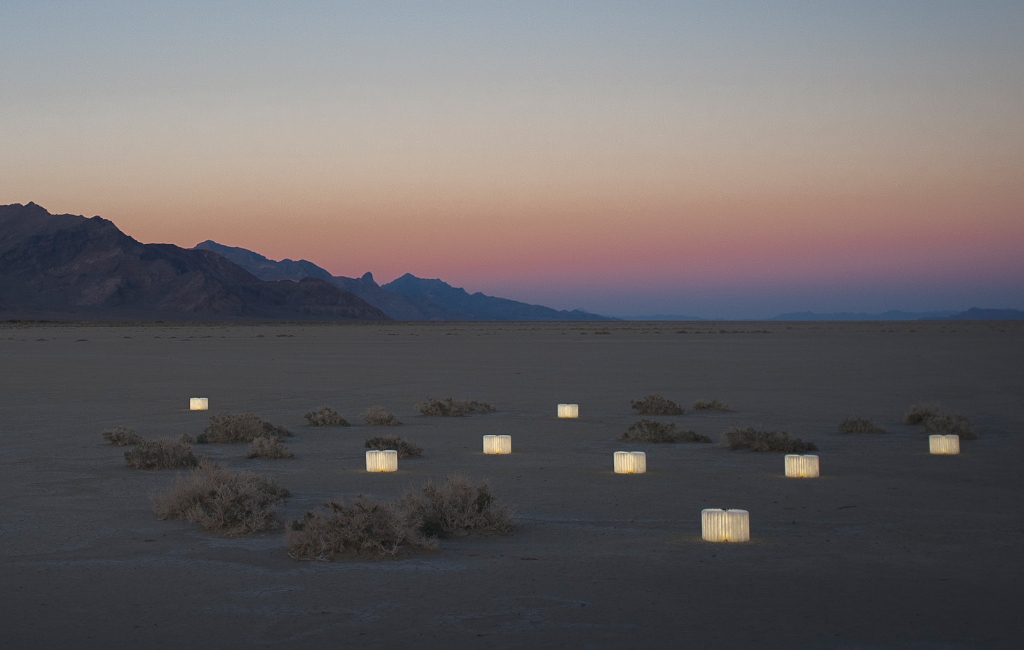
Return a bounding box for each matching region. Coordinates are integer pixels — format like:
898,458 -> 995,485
124,435 -> 198,469
904,403 -> 943,425
838,417 -> 887,434
723,427 -> 817,453
103,426 -> 142,446
693,399 -> 731,412
417,397 -> 496,417
621,419 -> 710,443
247,436 -> 294,459
630,395 -> 684,415
304,406 -> 349,427
365,435 -> 423,458
152,461 -> 289,536
287,496 -> 434,560
399,474 -> 514,539
924,413 -> 978,440
197,412 -> 293,444
363,406 -> 401,426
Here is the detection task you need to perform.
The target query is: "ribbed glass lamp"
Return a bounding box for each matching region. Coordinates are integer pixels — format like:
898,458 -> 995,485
784,454 -> 820,478
189,397 -> 208,411
483,435 -> 511,455
365,449 -> 398,472
557,404 -> 579,418
701,508 -> 750,542
613,451 -> 646,474
929,434 -> 960,455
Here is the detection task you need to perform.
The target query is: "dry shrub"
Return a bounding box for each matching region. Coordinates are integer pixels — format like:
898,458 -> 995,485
247,436 -> 294,459
304,406 -> 349,427
630,395 -> 684,415
904,403 -> 943,425
837,417 -> 887,434
693,399 -> 731,412
103,426 -> 142,446
363,406 -> 401,426
286,497 -> 434,560
124,435 -> 198,469
197,412 -> 293,444
286,475 -> 512,561
621,419 -> 710,443
417,397 -> 496,417
723,427 -> 817,453
924,413 -> 978,440
365,435 -> 423,458
152,460 -> 289,536
399,474 -> 514,539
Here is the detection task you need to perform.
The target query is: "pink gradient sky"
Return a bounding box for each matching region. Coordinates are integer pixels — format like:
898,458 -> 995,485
2,2 -> 1022,317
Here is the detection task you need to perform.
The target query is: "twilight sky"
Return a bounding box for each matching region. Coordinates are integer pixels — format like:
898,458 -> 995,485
2,1 -> 1022,318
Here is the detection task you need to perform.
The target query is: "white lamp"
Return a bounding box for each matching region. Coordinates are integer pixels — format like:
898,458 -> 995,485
613,451 -> 646,474
483,435 -> 511,455
784,454 -> 820,478
929,434 -> 960,455
557,404 -> 579,419
701,508 -> 750,542
365,449 -> 398,472
189,397 -> 208,411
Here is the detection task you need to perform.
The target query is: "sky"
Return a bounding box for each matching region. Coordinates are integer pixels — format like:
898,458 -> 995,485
2,1 -> 1022,318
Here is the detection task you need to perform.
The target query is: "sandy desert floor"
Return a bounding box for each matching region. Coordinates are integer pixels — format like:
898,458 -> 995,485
1,320 -> 1023,649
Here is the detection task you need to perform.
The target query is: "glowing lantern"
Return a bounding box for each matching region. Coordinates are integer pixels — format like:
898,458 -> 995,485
701,508 -> 750,542
365,449 -> 398,472
557,404 -> 579,418
784,454 -> 820,478
483,435 -> 511,455
613,451 -> 646,474
189,397 -> 208,411
929,435 -> 960,455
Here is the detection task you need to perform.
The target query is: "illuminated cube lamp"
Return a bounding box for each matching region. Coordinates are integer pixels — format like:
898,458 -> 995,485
701,508 -> 750,543
365,449 -> 398,472
483,435 -> 512,455
929,434 -> 960,455
557,404 -> 579,419
613,451 -> 646,474
189,397 -> 208,411
784,454 -> 820,478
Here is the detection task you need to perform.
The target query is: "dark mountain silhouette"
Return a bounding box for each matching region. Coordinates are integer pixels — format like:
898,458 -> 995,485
382,273 -> 615,321
942,308 -> 1024,320
193,241 -> 465,320
0,203 -> 388,321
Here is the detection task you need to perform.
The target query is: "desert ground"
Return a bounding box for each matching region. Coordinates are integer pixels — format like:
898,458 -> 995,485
2,320 -> 1022,649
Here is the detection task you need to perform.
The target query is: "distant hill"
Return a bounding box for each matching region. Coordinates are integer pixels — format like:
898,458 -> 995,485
0,203 -> 388,321
941,308 -> 1024,320
383,273 -> 615,321
194,241 -> 465,320
622,313 -> 709,321
769,310 -> 958,321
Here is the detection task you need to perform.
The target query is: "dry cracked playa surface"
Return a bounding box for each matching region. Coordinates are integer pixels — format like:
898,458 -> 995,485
2,321 -> 1023,649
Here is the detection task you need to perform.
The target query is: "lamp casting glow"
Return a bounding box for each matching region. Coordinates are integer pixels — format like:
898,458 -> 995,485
701,508 -> 750,543
483,435 -> 511,455
557,404 -> 579,418
784,454 -> 820,478
929,435 -> 960,455
613,451 -> 646,474
365,449 -> 398,472
189,397 -> 208,411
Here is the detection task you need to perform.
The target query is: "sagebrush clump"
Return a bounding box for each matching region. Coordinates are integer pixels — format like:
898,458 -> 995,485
723,427 -> 817,453
693,399 -> 731,412
630,395 -> 684,415
620,419 -> 710,443
304,406 -> 349,427
362,406 -> 401,426
417,397 -> 496,417
365,435 -> 423,458
124,435 -> 198,469
152,460 -> 289,536
247,436 -> 294,459
904,403 -> 943,425
837,417 -> 887,434
197,412 -> 293,444
102,426 -> 142,446
398,474 -> 514,539
924,413 -> 978,440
